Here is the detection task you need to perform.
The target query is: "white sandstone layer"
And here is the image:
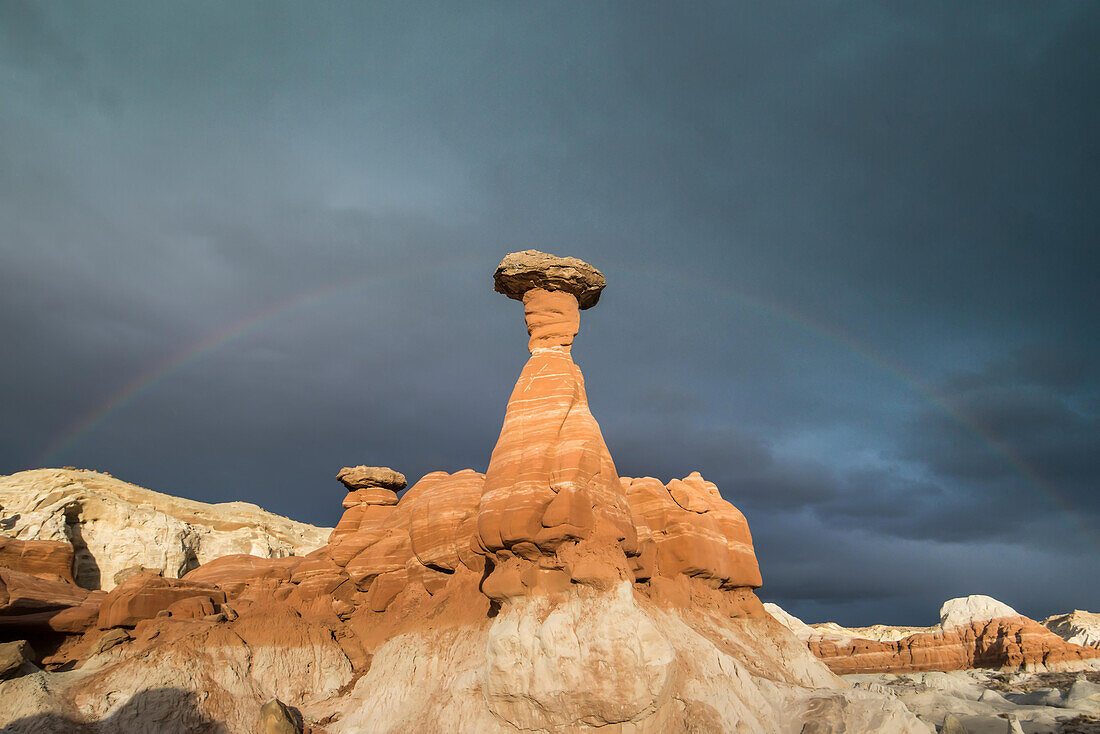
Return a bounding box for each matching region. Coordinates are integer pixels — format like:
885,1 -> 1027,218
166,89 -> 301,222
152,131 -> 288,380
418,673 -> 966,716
763,601 -> 815,641
0,469 -> 330,590
938,595 -> 1020,630
330,583 -> 928,733
1044,610 -> 1100,649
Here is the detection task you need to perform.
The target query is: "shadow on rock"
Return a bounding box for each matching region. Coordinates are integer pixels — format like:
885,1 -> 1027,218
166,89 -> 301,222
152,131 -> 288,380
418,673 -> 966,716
2,687 -> 229,734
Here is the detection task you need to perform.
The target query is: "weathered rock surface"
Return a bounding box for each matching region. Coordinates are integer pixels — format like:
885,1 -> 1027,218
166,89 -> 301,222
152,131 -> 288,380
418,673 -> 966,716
803,596 -> 1100,675
477,285 -> 641,600
0,252 -> 927,733
0,640 -> 34,680
493,249 -> 606,309
96,573 -> 227,629
329,582 -> 923,734
846,668 -> 1100,733
0,537 -> 75,584
0,468 -> 331,590
336,465 -> 406,492
1045,610 -> 1100,649
259,696 -> 301,733
940,595 -> 1020,630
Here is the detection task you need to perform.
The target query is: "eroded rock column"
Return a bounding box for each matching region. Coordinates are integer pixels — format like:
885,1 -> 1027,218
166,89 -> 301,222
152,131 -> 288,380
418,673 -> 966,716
478,251 -> 638,601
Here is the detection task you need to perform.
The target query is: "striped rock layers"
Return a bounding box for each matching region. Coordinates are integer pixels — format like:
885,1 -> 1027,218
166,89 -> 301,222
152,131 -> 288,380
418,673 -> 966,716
798,597 -> 1100,674
478,287 -> 640,601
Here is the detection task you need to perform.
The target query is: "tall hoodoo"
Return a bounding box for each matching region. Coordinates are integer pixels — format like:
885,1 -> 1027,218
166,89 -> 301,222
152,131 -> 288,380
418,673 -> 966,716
479,251 -> 637,601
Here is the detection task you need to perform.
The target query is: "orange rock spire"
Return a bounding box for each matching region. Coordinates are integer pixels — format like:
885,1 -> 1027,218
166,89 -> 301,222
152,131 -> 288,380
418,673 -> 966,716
479,252 -> 637,600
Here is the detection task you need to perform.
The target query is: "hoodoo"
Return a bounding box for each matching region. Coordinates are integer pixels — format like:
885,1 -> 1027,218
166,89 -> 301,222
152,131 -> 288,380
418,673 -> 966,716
0,252 -> 925,733
479,251 -> 640,601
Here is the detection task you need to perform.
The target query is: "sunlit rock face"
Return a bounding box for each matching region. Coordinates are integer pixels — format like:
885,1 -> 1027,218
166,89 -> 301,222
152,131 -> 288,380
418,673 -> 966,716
796,595 -> 1100,675
0,252 -> 927,734
0,469 -> 330,590
478,286 -> 639,601
1044,609 -> 1100,648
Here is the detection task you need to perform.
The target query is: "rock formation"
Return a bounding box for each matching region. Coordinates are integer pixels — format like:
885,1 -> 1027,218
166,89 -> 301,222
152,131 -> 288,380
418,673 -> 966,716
0,469 -> 330,590
0,252 -> 927,733
846,669 -> 1100,733
783,595 -> 1100,675
1044,610 -> 1100,649
493,249 -> 606,309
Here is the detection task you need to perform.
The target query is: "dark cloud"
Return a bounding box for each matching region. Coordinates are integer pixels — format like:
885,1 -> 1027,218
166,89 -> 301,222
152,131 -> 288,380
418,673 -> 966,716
2,2 -> 1098,626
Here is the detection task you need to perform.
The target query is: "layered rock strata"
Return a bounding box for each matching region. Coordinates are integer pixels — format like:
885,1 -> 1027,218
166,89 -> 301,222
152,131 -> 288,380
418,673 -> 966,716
1044,610 -> 1100,649
782,596 -> 1100,675
0,469 -> 331,590
0,252 -> 925,733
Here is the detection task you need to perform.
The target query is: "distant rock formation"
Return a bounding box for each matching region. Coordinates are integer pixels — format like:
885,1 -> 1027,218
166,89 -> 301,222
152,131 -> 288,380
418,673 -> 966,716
0,469 -> 331,591
0,252 -> 926,733
1044,609 -> 1100,649
939,594 -> 1019,630
779,595 -> 1100,674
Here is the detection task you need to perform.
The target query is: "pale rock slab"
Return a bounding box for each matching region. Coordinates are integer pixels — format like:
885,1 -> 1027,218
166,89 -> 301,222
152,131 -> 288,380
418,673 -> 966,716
763,601 -> 815,641
1043,609 -> 1100,648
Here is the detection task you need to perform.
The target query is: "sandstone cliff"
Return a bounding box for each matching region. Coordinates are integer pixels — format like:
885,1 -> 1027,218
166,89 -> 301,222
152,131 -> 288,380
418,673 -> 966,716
0,469 -> 330,590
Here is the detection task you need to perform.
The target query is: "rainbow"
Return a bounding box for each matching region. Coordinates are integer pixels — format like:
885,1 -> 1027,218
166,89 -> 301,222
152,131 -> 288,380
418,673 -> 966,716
621,266 -> 1100,551
34,270 -> 377,468
34,261 -> 1096,551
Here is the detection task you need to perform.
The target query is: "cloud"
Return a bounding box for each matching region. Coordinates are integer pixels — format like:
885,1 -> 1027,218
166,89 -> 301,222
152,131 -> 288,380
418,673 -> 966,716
1,3 -> 1098,626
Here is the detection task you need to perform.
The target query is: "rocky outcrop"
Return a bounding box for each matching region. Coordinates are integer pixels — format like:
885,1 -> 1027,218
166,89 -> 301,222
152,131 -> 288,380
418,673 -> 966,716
846,668 -> 1100,733
0,537 -> 76,584
95,573 -> 227,629
477,284 -> 640,601
804,596 -> 1100,675
0,252 -> 926,733
336,465 -> 406,492
1044,610 -> 1100,649
0,641 -> 33,680
492,249 -> 606,309
0,469 -> 331,590
939,595 -> 1019,630
764,601 -> 815,640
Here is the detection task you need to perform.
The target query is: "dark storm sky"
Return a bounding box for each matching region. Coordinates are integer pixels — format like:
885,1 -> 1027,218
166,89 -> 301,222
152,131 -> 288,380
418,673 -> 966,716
2,2 -> 1097,626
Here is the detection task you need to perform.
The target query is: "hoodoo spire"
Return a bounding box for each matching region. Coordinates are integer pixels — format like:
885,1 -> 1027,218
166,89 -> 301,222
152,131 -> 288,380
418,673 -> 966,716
478,251 -> 637,600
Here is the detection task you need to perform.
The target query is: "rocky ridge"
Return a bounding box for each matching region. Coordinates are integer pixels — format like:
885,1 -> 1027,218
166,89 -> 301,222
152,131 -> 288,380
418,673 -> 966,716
0,252 -> 928,733
1045,611 -> 1100,650
765,596 -> 1100,677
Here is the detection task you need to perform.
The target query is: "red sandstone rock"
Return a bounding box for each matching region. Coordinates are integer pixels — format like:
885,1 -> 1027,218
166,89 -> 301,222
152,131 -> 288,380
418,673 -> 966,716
166,595 -> 219,620
97,573 -> 226,629
0,536 -> 75,584
0,568 -> 88,614
329,503 -> 396,546
407,470 -> 483,573
808,615 -> 1100,674
183,554 -> 300,597
623,474 -> 761,589
477,286 -> 638,599
343,488 -> 399,508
